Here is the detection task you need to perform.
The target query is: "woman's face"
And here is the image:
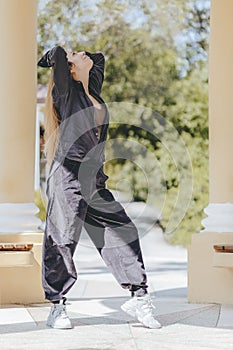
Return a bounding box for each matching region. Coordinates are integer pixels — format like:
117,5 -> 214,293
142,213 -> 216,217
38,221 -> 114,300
67,51 -> 93,71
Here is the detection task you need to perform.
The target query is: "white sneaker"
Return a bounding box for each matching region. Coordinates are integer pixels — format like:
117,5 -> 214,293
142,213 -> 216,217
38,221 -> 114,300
121,294 -> 161,329
47,302 -> 72,329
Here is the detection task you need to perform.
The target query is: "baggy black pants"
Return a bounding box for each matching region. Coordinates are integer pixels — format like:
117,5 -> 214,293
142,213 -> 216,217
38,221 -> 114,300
42,157 -> 148,301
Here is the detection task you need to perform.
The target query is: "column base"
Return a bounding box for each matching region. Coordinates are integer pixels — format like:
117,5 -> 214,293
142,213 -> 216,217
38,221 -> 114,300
188,232 -> 233,304
0,232 -> 46,305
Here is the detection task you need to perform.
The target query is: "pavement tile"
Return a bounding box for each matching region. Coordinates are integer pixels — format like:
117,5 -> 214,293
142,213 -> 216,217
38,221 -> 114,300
66,279 -> 88,299
136,339 -> 222,350
0,306 -> 37,333
67,299 -> 115,317
26,304 -> 50,329
70,279 -> 129,298
0,307 -> 35,325
217,304 -> 233,329
157,305 -> 218,327
154,300 -> 214,316
179,305 -> 220,327
0,326 -> 132,350
132,323 -> 233,350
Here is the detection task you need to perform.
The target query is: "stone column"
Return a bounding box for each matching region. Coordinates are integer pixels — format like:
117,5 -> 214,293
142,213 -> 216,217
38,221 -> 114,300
188,0 -> 233,304
0,0 -> 44,304
0,0 -> 40,231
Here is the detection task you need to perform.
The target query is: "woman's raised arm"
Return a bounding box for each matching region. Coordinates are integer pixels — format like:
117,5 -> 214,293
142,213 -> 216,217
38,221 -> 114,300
85,52 -> 105,96
38,46 -> 71,95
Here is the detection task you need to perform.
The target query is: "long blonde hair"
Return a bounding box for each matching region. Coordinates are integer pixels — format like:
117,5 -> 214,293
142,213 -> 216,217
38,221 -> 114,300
43,72 -> 60,166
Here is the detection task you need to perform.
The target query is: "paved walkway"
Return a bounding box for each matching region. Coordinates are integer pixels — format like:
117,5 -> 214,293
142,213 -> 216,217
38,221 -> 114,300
1,201 -> 233,350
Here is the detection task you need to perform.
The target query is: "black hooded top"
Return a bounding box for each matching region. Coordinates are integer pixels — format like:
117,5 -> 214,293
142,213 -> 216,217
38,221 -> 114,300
38,46 -> 109,165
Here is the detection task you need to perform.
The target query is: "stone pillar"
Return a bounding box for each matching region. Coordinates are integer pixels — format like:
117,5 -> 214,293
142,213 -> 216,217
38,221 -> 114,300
0,0 -> 40,228
188,0 -> 233,304
0,0 -> 44,304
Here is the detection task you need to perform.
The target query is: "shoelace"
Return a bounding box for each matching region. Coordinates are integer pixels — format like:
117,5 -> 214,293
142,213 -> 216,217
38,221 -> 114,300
139,298 -> 155,315
54,305 -> 68,319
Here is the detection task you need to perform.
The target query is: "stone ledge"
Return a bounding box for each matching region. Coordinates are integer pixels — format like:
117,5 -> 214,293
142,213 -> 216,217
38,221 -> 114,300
213,252 -> 233,268
0,232 -> 43,243
0,251 -> 34,267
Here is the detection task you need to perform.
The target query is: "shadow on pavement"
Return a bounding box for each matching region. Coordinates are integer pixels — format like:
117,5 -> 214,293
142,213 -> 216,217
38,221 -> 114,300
0,288 -> 230,334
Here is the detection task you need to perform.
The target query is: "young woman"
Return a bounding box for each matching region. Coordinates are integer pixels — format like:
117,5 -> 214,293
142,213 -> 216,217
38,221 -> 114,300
37,46 -> 161,329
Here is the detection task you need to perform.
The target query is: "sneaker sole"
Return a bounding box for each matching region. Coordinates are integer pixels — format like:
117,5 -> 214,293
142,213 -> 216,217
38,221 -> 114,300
47,323 -> 72,329
136,314 -> 162,329
138,321 -> 162,329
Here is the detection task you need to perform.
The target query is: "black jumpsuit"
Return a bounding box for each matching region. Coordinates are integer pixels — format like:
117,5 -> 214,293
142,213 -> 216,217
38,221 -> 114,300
38,46 -> 148,302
